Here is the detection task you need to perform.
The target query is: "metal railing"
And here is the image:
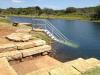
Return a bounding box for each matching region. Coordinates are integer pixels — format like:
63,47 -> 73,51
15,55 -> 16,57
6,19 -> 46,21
32,19 -> 79,48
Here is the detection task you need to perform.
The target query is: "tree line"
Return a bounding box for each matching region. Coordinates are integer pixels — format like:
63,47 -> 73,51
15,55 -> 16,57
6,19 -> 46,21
0,5 -> 100,20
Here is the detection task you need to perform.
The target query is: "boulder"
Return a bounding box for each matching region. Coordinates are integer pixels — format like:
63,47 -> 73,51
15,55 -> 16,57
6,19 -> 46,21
0,51 -> 22,61
0,43 -> 17,52
6,33 -> 32,42
20,45 -> 51,57
0,57 -> 18,75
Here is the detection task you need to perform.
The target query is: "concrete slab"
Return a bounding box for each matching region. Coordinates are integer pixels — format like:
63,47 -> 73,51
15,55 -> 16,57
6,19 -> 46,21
86,58 -> 100,67
11,55 -> 61,75
0,57 -> 17,75
65,58 -> 92,73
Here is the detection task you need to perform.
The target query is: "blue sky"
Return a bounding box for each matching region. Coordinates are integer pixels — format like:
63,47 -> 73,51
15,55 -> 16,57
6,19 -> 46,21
0,0 -> 100,9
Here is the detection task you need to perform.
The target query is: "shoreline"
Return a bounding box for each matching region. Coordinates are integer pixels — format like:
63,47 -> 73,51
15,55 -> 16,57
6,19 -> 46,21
9,15 -> 100,23
0,15 -> 100,23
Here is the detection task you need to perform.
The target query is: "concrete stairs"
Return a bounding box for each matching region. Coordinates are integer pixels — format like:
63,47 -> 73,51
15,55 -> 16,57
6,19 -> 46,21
63,58 -> 100,74
26,58 -> 100,75
0,57 -> 100,75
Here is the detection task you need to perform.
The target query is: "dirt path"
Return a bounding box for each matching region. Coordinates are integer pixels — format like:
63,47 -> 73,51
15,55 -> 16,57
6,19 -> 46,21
0,27 -> 15,37
0,26 -> 16,44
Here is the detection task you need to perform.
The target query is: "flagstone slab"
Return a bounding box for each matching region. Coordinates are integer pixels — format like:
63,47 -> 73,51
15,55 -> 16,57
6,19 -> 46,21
20,45 -> 51,57
0,43 -> 17,52
0,51 -> 22,61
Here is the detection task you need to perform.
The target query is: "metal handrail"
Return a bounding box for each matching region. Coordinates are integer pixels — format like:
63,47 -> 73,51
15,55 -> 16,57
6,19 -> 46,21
44,19 -> 70,41
32,19 -> 79,48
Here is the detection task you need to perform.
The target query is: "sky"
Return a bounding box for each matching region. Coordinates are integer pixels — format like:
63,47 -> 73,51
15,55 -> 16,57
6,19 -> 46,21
0,0 -> 100,9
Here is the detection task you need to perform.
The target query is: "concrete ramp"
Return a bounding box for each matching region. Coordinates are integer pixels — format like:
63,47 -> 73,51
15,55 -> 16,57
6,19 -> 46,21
65,58 -> 92,73
86,58 -> 100,67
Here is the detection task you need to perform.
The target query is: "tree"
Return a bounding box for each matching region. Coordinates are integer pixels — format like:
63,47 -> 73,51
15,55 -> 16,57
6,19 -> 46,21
42,8 -> 55,15
91,5 -> 100,20
66,7 -> 77,13
34,6 -> 42,16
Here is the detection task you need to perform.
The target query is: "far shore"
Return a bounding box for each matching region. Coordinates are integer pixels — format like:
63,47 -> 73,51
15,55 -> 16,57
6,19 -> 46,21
0,15 -> 100,23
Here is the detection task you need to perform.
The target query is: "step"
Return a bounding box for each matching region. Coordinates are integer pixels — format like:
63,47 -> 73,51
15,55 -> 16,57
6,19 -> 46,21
0,57 -> 18,75
0,43 -> 17,52
20,45 -> 51,57
15,41 -> 34,50
64,58 -> 92,73
0,45 -> 51,61
49,65 -> 81,75
28,64 -> 80,75
15,39 -> 46,50
16,29 -> 31,33
31,39 -> 46,47
0,50 -> 22,61
26,70 -> 49,75
86,58 -> 100,67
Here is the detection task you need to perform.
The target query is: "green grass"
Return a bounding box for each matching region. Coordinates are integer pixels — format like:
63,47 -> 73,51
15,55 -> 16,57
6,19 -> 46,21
0,18 -> 10,23
7,14 -> 90,20
82,67 -> 100,75
33,14 -> 90,20
30,31 -> 53,44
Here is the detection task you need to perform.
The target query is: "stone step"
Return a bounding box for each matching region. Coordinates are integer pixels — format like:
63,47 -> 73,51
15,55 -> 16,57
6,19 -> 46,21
86,58 -> 100,67
6,33 -> 32,42
64,58 -> 92,73
49,65 -> 81,75
0,39 -> 46,53
26,68 -> 49,75
0,50 -> 22,61
15,39 -> 46,50
16,29 -> 31,33
0,57 -> 18,75
20,45 -> 51,57
26,64 -> 80,75
0,45 -> 51,61
0,43 -> 17,53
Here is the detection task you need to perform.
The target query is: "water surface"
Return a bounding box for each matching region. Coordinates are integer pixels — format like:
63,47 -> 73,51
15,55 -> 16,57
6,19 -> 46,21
10,16 -> 100,62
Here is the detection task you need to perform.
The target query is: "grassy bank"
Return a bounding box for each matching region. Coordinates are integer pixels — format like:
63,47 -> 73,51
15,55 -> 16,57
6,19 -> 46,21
0,18 -> 10,23
83,67 -> 100,75
7,14 -> 89,20
1,14 -> 100,23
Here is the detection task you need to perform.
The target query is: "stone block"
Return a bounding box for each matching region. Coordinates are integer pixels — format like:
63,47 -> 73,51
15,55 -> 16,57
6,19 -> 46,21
0,43 -> 17,52
20,45 -> 51,57
0,51 -> 22,61
33,39 -> 46,47
15,42 -> 34,50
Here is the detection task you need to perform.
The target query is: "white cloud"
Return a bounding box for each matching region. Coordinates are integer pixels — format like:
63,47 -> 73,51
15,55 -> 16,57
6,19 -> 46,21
11,0 -> 23,3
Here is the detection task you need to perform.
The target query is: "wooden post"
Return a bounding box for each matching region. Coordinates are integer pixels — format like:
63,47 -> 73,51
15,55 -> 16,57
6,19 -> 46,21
13,23 -> 18,26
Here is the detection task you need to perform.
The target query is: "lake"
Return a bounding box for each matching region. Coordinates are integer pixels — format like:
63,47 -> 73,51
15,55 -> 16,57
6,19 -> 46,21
10,16 -> 100,62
